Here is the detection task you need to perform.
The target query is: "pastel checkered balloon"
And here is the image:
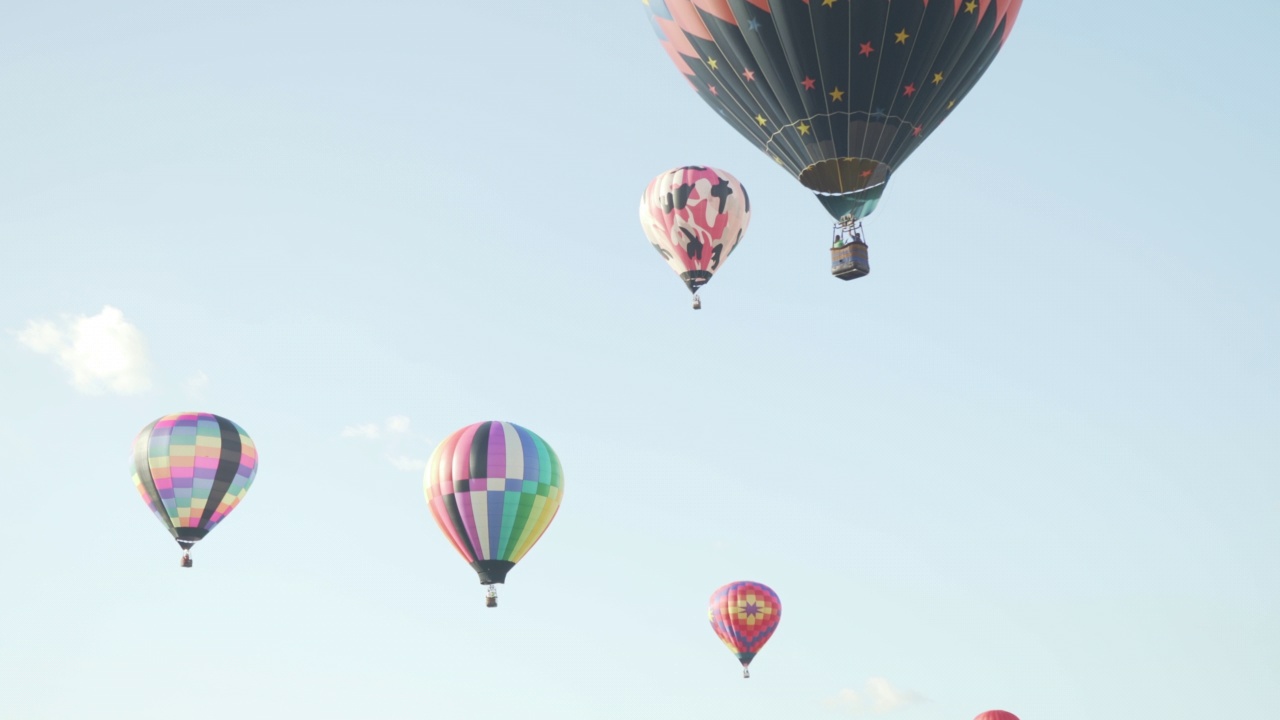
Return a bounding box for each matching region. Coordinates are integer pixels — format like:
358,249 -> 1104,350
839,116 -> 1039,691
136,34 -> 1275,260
131,412 -> 258,565
709,581 -> 782,678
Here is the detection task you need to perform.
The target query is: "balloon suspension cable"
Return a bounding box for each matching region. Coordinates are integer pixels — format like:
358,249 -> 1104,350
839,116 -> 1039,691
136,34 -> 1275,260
692,292 -> 702,311
484,584 -> 498,608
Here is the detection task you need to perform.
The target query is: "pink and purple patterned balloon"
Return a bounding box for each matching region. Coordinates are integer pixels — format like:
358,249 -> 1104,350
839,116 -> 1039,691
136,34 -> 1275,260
640,166 -> 750,303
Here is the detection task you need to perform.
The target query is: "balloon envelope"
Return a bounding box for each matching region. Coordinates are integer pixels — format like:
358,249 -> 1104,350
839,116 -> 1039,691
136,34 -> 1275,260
424,421 -> 563,586
131,412 -> 258,549
645,0 -> 1022,220
975,711 -> 1020,720
709,581 -> 781,672
640,165 -> 750,295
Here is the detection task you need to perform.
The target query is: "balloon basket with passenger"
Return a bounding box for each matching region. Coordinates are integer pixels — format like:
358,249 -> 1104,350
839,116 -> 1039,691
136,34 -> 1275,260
830,217 -> 870,281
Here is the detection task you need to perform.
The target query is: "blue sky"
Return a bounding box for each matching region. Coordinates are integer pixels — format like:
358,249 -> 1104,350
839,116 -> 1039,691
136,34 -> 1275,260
2,2 -> 1277,719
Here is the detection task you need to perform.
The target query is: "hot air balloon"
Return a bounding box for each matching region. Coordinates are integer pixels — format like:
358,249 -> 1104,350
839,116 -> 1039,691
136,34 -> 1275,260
709,581 -> 781,678
640,165 -> 751,310
424,421 -> 563,607
975,711 -> 1020,720
644,0 -> 1023,279
131,412 -> 258,568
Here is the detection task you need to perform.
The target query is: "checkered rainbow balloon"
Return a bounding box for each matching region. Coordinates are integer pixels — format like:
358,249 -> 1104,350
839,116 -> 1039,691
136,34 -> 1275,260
131,412 -> 258,567
424,421 -> 563,607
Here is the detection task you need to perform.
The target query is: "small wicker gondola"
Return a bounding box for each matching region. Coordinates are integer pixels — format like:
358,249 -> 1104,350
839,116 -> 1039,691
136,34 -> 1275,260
831,240 -> 870,280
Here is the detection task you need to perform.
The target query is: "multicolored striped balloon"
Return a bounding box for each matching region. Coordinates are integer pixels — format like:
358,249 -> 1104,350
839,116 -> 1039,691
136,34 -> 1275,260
131,412 -> 258,566
709,581 -> 782,678
424,421 -> 563,606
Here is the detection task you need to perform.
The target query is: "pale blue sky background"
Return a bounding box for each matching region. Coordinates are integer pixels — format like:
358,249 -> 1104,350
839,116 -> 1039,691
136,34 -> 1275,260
2,2 -> 1277,719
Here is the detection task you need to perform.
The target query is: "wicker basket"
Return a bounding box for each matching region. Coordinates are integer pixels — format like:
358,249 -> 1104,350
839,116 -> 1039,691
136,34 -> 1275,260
831,242 -> 870,280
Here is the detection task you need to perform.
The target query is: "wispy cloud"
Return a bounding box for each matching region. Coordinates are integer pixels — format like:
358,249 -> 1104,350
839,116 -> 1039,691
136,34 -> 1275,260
185,370 -> 210,400
16,306 -> 151,395
341,415 -> 413,440
341,423 -> 382,439
826,678 -> 926,716
388,455 -> 428,472
342,416 -> 427,472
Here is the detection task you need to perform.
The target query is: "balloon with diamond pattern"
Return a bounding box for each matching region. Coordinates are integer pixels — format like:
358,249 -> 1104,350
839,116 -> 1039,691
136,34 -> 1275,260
709,580 -> 781,678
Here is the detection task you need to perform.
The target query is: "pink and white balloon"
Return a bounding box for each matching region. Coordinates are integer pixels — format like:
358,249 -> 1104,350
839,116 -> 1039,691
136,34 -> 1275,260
639,166 -> 750,306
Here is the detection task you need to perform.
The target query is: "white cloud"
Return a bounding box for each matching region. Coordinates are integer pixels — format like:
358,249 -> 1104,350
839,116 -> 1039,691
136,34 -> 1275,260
341,415 -> 413,440
341,423 -> 381,439
341,416 -> 428,472
16,306 -> 151,395
828,689 -> 865,715
185,370 -> 210,399
387,455 -> 427,472
826,678 -> 926,716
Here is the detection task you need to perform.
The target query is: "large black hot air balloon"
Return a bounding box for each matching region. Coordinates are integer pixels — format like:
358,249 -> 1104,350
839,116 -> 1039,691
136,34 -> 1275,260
644,0 -> 1023,279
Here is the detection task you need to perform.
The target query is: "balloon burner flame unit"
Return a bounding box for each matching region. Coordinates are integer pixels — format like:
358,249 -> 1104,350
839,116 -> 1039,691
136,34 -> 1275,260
831,218 -> 870,281
485,584 -> 498,608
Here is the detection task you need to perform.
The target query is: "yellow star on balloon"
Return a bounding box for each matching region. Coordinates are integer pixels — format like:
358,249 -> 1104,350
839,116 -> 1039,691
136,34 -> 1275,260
734,596 -> 773,623
895,29 -> 910,44
829,86 -> 845,101
756,114 -> 768,126
822,0 -> 838,6
797,122 -> 811,135
964,0 -> 978,13
933,72 -> 945,84
707,58 -> 718,70
947,100 -> 957,109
